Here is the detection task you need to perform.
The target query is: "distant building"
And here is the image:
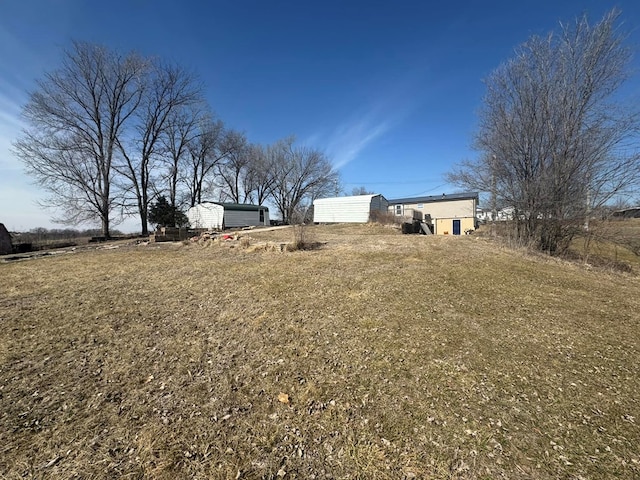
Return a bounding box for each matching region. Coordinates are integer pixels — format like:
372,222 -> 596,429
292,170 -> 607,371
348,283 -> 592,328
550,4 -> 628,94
187,202 -> 270,230
477,206 -> 515,223
613,207 -> 640,218
313,194 -> 389,223
0,223 -> 12,255
496,207 -> 515,221
387,192 -> 479,235
476,207 -> 492,223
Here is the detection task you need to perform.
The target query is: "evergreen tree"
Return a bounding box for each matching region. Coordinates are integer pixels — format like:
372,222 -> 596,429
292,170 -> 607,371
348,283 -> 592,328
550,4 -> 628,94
148,196 -> 189,228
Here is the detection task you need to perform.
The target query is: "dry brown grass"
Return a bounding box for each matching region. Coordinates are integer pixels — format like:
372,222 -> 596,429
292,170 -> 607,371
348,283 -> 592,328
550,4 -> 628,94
570,218 -> 640,272
1,224 -> 639,479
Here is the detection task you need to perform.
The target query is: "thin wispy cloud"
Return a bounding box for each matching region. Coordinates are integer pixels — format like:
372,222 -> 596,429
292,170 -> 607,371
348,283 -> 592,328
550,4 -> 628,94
0,88 -> 26,171
0,25 -> 39,172
0,87 -> 25,127
320,68 -> 430,170
327,116 -> 391,170
0,42 -> 42,230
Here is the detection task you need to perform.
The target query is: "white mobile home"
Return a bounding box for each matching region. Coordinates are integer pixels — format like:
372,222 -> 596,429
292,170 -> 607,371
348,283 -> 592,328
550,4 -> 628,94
313,194 -> 388,223
187,202 -> 270,230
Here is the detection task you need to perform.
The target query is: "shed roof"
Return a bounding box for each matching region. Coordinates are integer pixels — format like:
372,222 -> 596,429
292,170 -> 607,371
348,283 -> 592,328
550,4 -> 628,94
612,206 -> 640,218
200,202 -> 268,212
313,193 -> 386,204
387,192 -> 479,205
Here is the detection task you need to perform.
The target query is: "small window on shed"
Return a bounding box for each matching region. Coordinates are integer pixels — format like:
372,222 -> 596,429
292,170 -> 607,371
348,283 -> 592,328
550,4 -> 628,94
259,209 -> 265,223
395,205 -> 402,215
417,203 -> 423,209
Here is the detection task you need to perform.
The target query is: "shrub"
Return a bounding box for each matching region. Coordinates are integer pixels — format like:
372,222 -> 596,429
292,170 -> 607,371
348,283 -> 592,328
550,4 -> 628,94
369,210 -> 400,225
287,224 -> 322,251
289,224 -> 308,251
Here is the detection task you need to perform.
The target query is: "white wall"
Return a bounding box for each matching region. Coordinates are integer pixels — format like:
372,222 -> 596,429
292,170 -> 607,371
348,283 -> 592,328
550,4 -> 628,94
187,203 -> 224,229
313,194 -> 386,223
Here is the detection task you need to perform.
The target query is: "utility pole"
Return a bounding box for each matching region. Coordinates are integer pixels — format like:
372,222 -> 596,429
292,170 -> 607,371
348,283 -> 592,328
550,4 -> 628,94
584,183 -> 591,231
491,155 -> 498,235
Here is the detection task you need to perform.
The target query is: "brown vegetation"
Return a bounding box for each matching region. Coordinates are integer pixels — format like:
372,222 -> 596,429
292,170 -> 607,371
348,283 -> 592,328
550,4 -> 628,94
1,224 -> 639,478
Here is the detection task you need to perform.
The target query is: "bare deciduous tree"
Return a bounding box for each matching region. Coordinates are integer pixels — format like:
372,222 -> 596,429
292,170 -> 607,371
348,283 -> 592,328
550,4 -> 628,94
268,137 -> 339,223
351,186 -> 375,196
184,116 -> 232,207
217,130 -> 251,203
161,104 -> 203,210
448,9 -> 640,254
116,62 -> 201,235
244,143 -> 277,206
14,41 -> 145,237
14,41 -> 343,233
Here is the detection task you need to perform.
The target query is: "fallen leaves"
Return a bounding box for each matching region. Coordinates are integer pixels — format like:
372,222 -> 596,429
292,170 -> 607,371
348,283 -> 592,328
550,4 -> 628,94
2,223 -> 640,478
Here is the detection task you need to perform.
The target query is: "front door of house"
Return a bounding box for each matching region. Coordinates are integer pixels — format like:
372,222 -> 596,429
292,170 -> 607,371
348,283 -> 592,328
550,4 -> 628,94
453,219 -> 461,235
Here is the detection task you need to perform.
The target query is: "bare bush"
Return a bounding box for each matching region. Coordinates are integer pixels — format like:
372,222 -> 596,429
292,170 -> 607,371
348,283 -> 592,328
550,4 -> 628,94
369,209 -> 400,225
448,10 -> 640,255
288,224 -> 309,251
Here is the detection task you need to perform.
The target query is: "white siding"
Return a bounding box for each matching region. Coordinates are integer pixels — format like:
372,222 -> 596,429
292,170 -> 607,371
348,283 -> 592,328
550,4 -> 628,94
187,203 -> 224,229
313,194 -> 388,223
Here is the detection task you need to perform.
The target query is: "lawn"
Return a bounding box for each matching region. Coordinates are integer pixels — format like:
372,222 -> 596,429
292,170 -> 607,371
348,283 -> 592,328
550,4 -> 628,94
1,224 -> 639,479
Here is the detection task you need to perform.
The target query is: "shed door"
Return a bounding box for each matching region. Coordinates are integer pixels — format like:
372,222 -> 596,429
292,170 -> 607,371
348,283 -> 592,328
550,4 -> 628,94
453,219 -> 461,235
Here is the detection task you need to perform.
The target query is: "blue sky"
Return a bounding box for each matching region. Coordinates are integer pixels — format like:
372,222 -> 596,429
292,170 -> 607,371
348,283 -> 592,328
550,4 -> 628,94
1,0 -> 640,231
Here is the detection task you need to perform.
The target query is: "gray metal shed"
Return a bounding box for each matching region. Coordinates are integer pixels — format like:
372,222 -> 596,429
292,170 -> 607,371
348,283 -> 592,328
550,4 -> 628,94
187,202 -> 270,229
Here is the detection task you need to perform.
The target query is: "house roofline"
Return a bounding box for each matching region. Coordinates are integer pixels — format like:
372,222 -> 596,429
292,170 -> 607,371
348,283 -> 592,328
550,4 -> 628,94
387,192 -> 479,205
313,193 -> 387,203
198,202 -> 268,212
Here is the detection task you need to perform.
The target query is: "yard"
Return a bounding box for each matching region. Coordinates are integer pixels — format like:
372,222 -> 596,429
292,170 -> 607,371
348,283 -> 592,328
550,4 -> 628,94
1,224 -> 639,478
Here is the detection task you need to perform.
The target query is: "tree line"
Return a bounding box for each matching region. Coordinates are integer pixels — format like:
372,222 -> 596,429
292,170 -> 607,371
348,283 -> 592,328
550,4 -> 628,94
11,227 -> 125,245
14,41 -> 339,237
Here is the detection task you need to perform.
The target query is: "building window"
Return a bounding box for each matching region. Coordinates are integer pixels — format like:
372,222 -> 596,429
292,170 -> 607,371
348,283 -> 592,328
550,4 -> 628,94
259,209 -> 265,223
395,205 -> 402,215
417,204 -> 423,209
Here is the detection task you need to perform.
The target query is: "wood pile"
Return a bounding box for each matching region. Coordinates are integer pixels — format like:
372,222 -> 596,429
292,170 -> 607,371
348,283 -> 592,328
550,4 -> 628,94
149,227 -> 189,243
